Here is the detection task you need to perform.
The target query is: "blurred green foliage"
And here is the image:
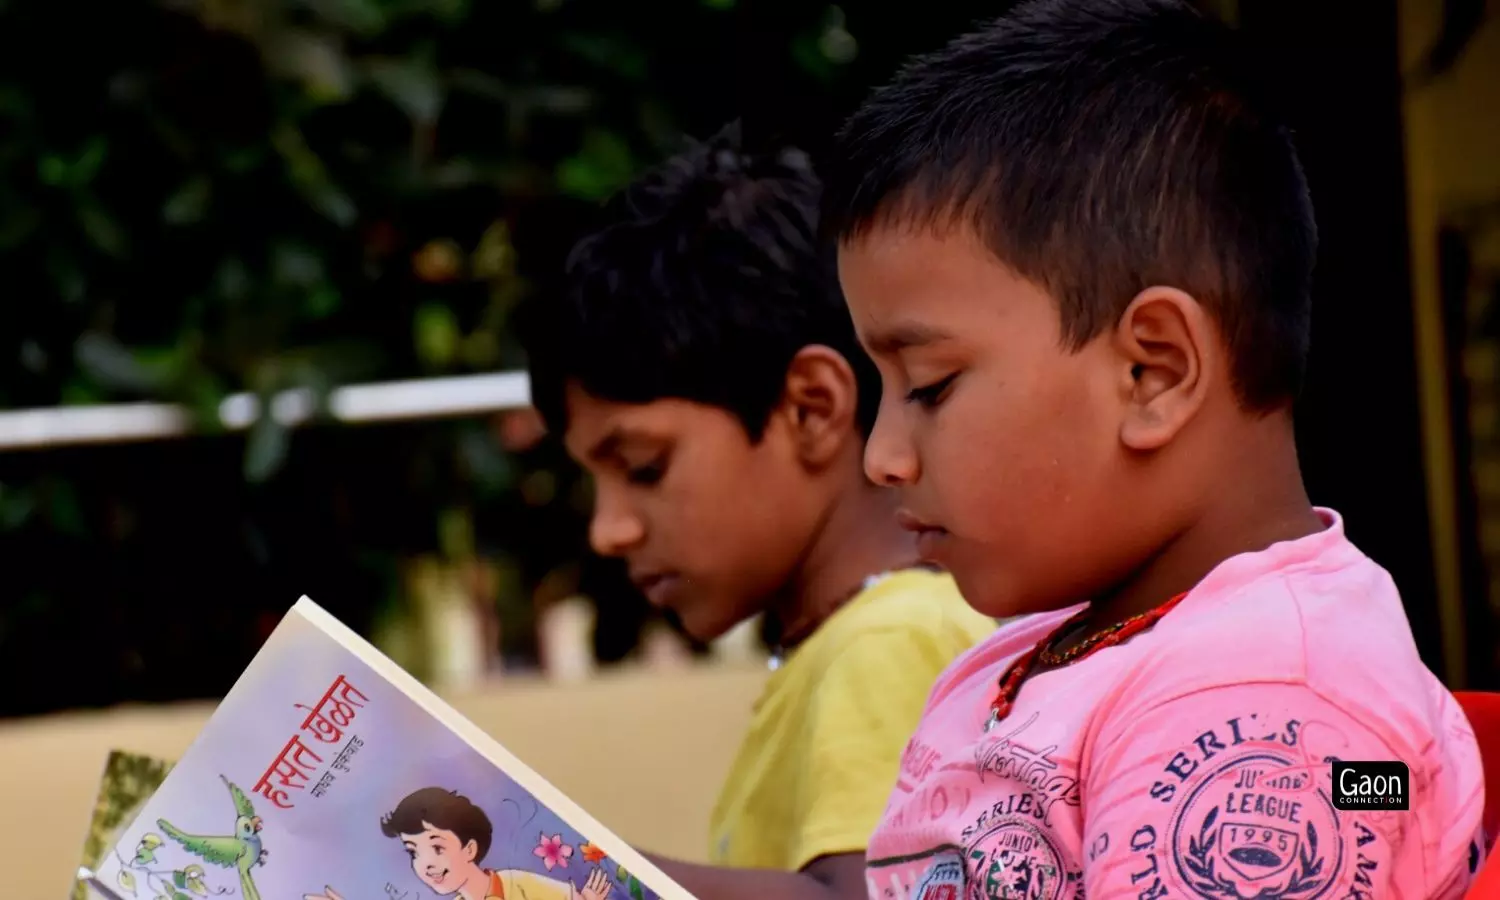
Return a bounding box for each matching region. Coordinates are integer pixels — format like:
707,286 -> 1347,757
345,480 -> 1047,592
0,0 -> 996,716
73,751 -> 175,900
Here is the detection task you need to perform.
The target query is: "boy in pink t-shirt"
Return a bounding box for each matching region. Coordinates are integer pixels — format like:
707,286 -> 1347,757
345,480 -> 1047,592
822,0 -> 1486,898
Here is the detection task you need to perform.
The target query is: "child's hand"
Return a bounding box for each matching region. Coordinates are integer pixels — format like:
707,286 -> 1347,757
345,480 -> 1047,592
578,868 -> 613,900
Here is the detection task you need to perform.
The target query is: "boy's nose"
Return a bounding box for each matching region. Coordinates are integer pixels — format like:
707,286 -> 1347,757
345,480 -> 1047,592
864,404 -> 919,487
588,487 -> 646,556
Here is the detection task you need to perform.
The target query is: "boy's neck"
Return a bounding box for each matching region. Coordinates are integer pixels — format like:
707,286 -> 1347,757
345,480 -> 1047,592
1063,417 -> 1324,653
453,865 -> 490,900
770,475 -> 919,650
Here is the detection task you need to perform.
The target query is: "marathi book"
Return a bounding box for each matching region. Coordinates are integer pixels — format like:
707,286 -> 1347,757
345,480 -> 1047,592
76,596 -> 695,900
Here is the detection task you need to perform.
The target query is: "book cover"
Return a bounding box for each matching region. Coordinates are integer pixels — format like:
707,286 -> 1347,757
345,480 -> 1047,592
78,596 -> 694,900
73,751 -> 176,900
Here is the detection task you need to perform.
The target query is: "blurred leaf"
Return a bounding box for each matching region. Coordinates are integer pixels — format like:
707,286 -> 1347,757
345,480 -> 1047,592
0,83 -> 31,119
302,0 -> 388,35
461,329 -> 500,368
559,34 -> 649,82
414,303 -> 460,367
307,284 -> 341,319
163,176 -> 214,225
184,373 -> 230,430
472,220 -> 517,281
309,184 -> 358,227
244,411 -> 290,483
60,379 -> 101,405
438,506 -> 475,558
78,202 -> 130,258
0,483 -> 35,530
271,241 -> 326,289
421,0 -> 470,24
37,137 -> 108,188
556,129 -> 635,201
365,57 -> 444,124
263,29 -> 355,102
74,138 -> 109,183
45,480 -> 85,536
74,333 -> 170,394
37,156 -> 68,186
0,205 -> 39,249
215,258 -> 253,302
118,870 -> 136,895
295,338 -> 386,383
459,425 -> 514,492
47,246 -> 88,303
818,10 -> 858,65
271,125 -> 358,226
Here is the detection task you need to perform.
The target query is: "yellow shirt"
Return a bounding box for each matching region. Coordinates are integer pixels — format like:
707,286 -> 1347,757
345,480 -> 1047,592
707,568 -> 995,872
487,868 -> 576,900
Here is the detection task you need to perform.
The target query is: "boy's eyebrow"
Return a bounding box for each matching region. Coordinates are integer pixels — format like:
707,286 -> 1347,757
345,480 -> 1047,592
585,428 -> 625,462
585,425 -> 665,462
865,321 -> 953,355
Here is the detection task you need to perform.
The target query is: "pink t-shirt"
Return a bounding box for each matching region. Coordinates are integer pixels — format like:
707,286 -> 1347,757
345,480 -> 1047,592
866,509 -> 1485,900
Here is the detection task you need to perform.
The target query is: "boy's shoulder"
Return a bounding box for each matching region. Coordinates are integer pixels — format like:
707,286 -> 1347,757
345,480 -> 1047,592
785,568 -> 995,689
822,567 -> 996,648
1118,524 -> 1458,752
1149,525 -> 1407,679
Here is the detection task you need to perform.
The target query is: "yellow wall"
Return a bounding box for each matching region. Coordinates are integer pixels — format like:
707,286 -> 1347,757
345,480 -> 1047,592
1399,0 -> 1500,686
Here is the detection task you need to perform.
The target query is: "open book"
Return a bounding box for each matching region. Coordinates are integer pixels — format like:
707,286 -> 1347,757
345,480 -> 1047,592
76,596 -> 695,900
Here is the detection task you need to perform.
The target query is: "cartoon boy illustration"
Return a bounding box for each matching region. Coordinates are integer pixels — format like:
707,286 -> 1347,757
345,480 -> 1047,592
305,787 -> 611,900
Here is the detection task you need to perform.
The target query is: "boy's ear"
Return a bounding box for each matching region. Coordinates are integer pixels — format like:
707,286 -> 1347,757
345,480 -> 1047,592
779,345 -> 859,468
1113,286 -> 1214,451
462,839 -> 480,863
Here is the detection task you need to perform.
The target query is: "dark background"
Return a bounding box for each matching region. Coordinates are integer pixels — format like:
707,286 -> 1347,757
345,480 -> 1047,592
0,0 -> 1493,718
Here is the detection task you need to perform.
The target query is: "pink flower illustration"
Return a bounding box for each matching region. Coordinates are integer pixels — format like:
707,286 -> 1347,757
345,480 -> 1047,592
534,833 -> 574,871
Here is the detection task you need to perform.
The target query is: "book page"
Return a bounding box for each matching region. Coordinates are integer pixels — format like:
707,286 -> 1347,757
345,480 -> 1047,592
84,596 -> 695,900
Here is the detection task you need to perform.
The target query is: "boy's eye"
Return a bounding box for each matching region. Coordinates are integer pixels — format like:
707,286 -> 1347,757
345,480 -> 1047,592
626,457 -> 668,486
433,846 -> 444,855
904,373 -> 958,408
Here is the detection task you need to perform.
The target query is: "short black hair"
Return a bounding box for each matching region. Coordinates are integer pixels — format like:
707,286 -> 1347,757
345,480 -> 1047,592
823,0 -> 1316,410
523,122 -> 879,439
380,787 -> 492,861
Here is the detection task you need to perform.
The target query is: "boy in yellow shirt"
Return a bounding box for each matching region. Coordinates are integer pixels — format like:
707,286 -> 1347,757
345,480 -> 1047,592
520,123 -> 996,900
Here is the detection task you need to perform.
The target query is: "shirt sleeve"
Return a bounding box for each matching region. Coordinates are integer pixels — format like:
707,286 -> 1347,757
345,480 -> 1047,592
1081,681 -> 1445,900
785,625 -> 959,872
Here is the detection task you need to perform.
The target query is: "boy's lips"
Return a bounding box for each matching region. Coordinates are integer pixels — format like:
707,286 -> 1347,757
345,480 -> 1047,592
630,570 -> 682,607
895,509 -> 949,560
895,508 -> 945,535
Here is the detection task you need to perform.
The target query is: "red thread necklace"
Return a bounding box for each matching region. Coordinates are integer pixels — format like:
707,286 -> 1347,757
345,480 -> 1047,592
983,591 -> 1189,732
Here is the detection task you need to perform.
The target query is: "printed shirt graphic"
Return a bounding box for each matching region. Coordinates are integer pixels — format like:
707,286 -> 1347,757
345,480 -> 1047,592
865,509 -> 1486,900
708,568 -> 997,872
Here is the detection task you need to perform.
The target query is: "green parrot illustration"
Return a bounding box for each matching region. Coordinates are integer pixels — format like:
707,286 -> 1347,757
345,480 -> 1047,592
156,775 -> 265,900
